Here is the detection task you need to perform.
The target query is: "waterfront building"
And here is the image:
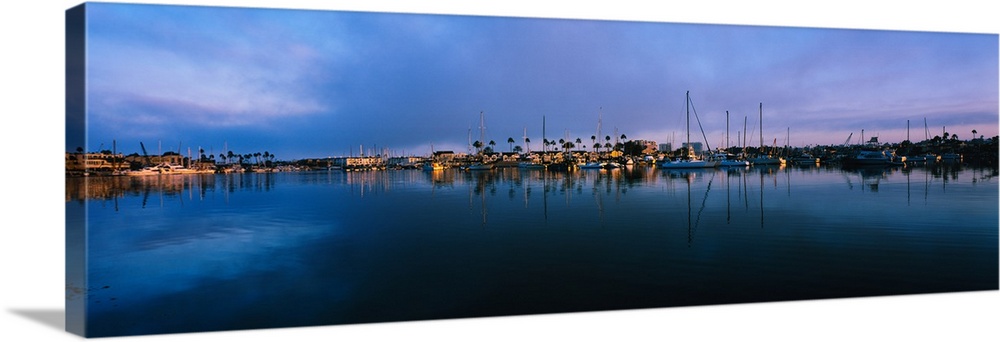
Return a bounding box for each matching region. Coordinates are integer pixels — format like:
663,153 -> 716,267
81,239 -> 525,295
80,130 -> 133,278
124,152 -> 187,168
332,156 -> 384,169
65,152 -> 129,174
431,151 -> 457,163
629,140 -> 658,155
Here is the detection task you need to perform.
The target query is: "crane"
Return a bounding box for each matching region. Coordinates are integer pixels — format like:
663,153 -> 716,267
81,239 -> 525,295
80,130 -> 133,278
139,142 -> 153,167
843,132 -> 854,146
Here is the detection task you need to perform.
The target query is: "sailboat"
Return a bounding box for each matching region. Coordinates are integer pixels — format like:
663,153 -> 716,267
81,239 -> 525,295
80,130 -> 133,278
579,109 -> 607,169
750,102 -> 785,166
468,111 -> 496,171
659,91 -> 717,169
518,126 -> 544,169
715,110 -> 750,167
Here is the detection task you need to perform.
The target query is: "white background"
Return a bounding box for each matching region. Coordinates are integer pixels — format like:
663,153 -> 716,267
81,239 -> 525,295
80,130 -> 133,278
1,1 -> 997,341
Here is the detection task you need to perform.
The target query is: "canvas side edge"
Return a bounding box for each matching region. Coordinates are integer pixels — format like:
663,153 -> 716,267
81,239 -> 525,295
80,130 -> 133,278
65,2 -> 88,338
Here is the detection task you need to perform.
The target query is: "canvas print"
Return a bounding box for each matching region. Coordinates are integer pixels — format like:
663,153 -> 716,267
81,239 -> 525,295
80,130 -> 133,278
65,2 -> 999,338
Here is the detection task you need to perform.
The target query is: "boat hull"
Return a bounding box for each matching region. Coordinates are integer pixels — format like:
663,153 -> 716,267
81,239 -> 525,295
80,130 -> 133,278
658,160 -> 717,169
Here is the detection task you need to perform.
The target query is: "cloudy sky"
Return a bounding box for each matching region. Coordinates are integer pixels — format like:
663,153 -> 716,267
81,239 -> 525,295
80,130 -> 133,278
74,2 -> 997,159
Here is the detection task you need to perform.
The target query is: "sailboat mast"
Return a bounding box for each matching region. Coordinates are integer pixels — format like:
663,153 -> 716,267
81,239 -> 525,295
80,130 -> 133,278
726,110 -> 730,152
759,103 -> 763,151
924,117 -> 930,140
686,91 -> 691,156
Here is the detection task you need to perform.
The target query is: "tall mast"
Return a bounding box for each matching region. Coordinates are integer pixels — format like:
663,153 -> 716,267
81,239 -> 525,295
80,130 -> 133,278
759,103 -> 763,151
743,116 -> 748,152
686,91 -> 691,155
726,110 -> 730,152
479,111 -> 485,151
924,117 -> 929,140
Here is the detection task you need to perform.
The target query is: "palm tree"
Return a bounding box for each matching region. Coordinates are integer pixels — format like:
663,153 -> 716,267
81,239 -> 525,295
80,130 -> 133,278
524,137 -> 531,153
507,137 -> 515,152
473,140 -> 483,154
562,141 -> 574,151
513,145 -> 523,154
591,135 -> 597,152
620,134 -> 627,142
488,140 -> 496,154
604,142 -> 612,153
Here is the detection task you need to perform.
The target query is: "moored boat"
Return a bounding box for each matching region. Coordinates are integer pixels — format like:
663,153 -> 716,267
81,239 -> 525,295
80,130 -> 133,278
711,153 -> 750,167
126,165 -> 163,176
422,162 -> 446,171
750,102 -> 786,166
790,154 -> 819,165
657,91 -> 717,169
842,150 -> 890,166
126,162 -> 203,176
903,154 -> 939,165
940,153 -> 961,163
659,157 -> 718,169
579,162 -> 605,169
467,162 -> 496,171
518,161 -> 546,169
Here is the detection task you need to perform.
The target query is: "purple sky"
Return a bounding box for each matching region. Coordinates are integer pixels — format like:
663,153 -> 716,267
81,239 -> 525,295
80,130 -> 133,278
76,2 -> 998,160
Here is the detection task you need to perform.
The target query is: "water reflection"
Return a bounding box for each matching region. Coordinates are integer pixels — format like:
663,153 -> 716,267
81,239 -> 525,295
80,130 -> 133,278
74,165 -> 998,337
70,164 -> 1000,227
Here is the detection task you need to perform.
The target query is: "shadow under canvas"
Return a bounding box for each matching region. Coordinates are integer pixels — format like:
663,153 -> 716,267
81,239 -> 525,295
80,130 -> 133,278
9,309 -> 65,332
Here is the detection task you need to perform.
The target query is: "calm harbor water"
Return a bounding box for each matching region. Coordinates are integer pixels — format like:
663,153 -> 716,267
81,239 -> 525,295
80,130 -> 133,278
67,164 -> 998,337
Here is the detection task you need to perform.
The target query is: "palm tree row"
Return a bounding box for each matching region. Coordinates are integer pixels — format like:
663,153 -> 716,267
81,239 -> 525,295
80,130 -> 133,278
472,133 -> 631,155
207,150 -> 277,168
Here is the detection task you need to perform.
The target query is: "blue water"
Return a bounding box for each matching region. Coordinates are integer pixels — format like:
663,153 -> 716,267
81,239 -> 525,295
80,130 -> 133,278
67,164 -> 999,337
